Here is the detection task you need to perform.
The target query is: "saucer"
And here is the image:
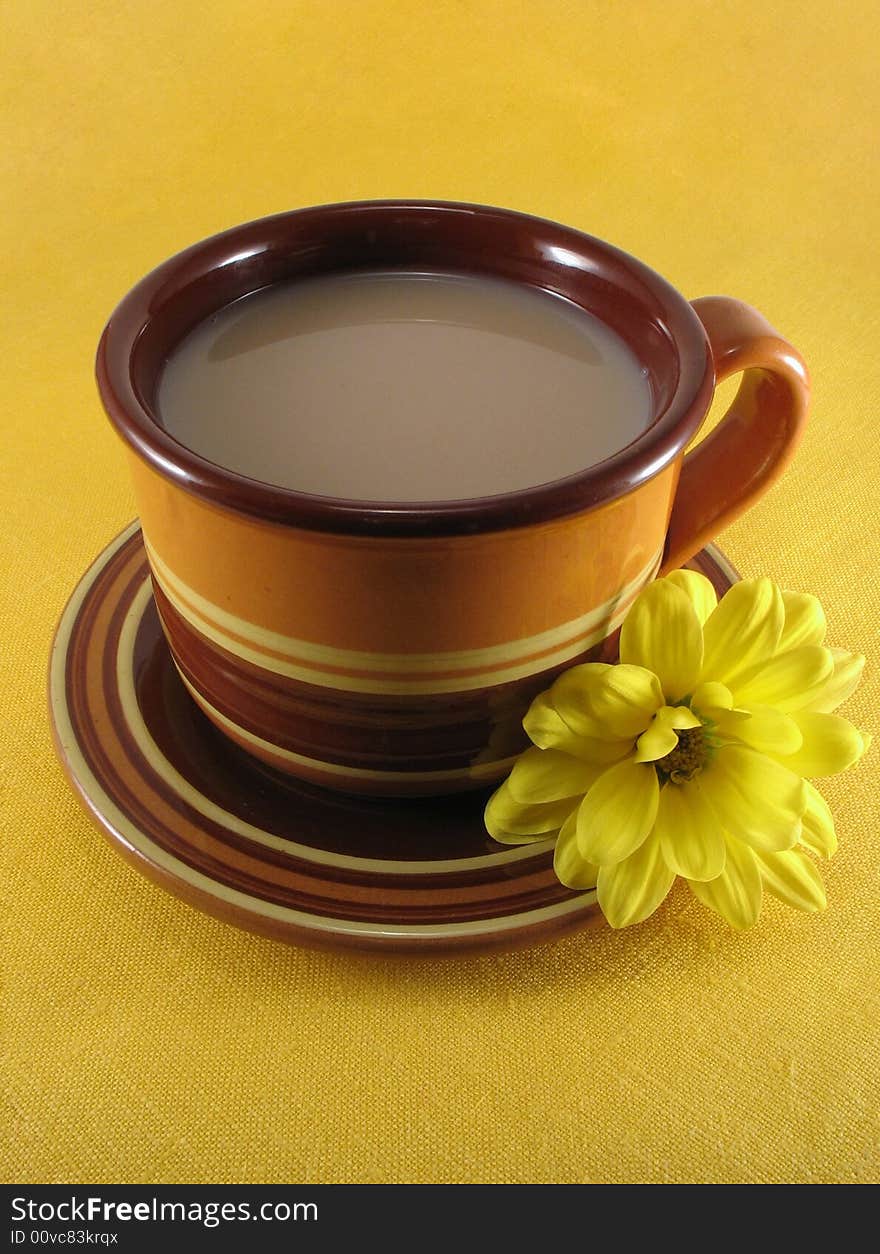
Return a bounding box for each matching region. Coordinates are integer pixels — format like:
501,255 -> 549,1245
49,523 -> 738,955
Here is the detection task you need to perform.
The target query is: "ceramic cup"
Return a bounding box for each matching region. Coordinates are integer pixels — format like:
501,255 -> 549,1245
96,201 -> 809,797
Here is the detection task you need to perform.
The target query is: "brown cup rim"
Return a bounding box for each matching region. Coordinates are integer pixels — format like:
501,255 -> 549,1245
96,200 -> 715,538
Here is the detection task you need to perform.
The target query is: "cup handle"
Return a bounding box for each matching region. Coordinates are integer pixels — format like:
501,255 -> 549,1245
660,296 -> 810,573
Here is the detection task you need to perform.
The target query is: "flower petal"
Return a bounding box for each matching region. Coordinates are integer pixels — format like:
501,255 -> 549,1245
701,577 -> 784,688
634,704 -> 702,762
664,569 -> 718,625
755,847 -> 826,913
619,580 -> 703,701
718,705 -> 803,755
666,707 -> 703,730
778,590 -> 827,651
554,809 -> 599,889
549,664 -> 613,737
698,745 -> 805,853
522,692 -> 584,754
798,650 -> 866,715
507,747 -> 600,804
730,645 -> 834,710
484,784 -> 575,841
688,835 -> 762,929
580,665 -> 664,739
576,759 -> 659,866
655,779 -> 726,881
596,830 -> 675,928
522,693 -> 633,763
798,781 -> 837,857
691,681 -> 735,720
554,664 -> 662,741
572,736 -> 637,765
635,717 -> 680,764
776,713 -> 869,777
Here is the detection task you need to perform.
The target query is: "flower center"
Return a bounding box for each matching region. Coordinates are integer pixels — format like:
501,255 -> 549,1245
656,727 -> 710,784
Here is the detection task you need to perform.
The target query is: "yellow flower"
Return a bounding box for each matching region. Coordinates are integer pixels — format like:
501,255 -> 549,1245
485,573 -> 869,929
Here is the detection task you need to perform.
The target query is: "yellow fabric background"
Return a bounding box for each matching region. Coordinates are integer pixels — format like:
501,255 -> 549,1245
3,0 -> 878,1184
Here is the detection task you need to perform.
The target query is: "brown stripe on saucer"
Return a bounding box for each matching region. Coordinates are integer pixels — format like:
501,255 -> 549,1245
96,570 -> 565,918
49,524 -> 738,953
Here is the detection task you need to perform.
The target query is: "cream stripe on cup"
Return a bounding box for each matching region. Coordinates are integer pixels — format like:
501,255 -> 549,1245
116,576 -> 553,874
145,537 -> 663,695
173,659 -> 519,786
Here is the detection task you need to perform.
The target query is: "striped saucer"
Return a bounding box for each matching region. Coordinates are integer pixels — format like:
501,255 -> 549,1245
49,523 -> 737,955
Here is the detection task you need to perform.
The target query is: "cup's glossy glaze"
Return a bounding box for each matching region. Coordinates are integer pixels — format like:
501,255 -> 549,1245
97,201 -> 809,796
